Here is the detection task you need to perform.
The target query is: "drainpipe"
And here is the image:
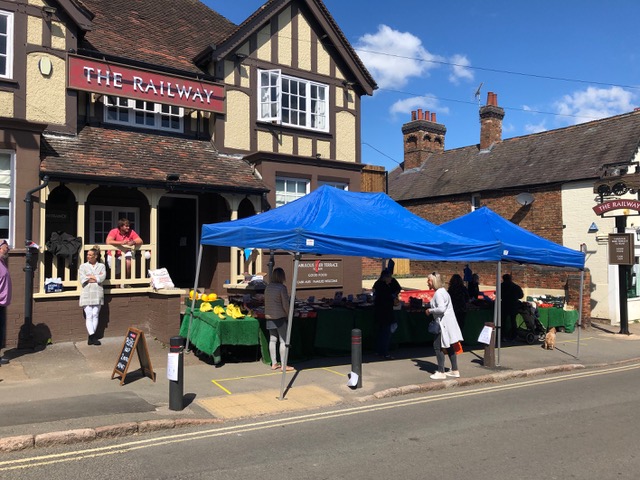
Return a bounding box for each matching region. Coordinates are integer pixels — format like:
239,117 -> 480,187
20,176 -> 49,349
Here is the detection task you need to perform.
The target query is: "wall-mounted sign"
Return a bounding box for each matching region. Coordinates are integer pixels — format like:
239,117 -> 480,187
296,258 -> 343,289
67,55 -> 225,113
608,233 -> 635,265
593,200 -> 640,216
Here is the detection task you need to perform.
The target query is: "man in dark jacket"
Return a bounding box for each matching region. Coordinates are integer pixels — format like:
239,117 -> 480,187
373,269 -> 399,359
501,274 -> 524,341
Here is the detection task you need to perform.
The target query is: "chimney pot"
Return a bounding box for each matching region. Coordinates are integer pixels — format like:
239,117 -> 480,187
402,107 -> 447,169
480,91 -> 505,149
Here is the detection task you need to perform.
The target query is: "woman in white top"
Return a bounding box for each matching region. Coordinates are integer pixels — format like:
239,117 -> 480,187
425,272 -> 464,379
79,246 -> 106,346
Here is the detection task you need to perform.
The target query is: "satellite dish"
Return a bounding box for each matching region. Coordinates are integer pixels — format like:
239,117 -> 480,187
516,192 -> 535,206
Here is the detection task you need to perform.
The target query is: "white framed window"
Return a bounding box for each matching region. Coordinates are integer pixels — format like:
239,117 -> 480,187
275,177 -> 309,207
0,151 -> 14,243
0,10 -> 14,79
89,206 -> 140,244
471,194 -> 481,211
258,69 -> 329,133
104,96 -> 183,132
319,181 -> 348,191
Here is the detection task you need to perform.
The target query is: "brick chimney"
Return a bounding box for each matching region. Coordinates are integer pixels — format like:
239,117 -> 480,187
479,92 -> 505,150
401,109 -> 446,170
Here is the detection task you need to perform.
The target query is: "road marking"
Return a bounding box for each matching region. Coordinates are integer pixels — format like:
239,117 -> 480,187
3,362 -> 639,472
211,380 -> 232,395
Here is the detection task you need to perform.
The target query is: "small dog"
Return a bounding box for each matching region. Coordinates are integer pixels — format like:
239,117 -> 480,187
543,327 -> 557,350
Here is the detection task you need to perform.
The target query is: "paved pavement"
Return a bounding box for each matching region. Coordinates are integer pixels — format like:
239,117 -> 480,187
0,320 -> 639,452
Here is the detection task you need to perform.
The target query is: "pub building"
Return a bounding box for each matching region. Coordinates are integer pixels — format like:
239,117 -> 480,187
0,0 -> 377,347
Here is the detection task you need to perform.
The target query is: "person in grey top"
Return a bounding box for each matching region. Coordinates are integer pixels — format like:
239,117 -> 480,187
79,246 -> 106,346
264,267 -> 293,371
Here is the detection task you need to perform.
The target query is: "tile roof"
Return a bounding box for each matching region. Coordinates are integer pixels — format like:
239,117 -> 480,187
41,126 -> 268,193
77,0 -> 237,73
389,110 -> 640,202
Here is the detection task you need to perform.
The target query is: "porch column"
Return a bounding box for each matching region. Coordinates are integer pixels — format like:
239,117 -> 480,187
142,190 -> 163,272
37,182 -> 57,290
230,207 -> 239,284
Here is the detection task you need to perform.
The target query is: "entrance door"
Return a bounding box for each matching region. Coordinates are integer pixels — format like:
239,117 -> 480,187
158,196 -> 197,287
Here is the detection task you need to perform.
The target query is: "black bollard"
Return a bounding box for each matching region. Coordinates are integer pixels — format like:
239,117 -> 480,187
350,328 -> 362,388
169,336 -> 184,411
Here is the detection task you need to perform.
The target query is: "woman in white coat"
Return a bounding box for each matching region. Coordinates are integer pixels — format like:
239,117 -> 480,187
79,246 -> 106,346
426,272 -> 464,379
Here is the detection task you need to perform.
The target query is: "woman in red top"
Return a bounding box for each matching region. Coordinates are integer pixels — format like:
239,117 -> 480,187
106,218 -> 143,280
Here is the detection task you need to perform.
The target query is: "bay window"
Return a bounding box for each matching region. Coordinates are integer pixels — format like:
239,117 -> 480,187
258,69 -> 329,132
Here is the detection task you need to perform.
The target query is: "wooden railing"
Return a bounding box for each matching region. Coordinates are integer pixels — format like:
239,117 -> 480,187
36,243 -> 157,297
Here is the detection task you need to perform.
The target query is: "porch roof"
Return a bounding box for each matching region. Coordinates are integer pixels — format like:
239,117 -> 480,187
40,125 -> 268,194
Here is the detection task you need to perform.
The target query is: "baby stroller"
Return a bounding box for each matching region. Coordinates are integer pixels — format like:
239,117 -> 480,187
516,301 -> 546,344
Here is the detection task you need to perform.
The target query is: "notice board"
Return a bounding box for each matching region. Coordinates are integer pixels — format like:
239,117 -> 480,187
608,233 -> 634,265
296,258 -> 343,289
111,327 -> 156,385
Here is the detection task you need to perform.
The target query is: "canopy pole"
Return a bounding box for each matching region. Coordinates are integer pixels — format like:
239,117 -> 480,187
267,250 -> 275,281
279,252 -> 301,400
577,270 -> 584,358
185,244 -> 204,353
496,261 -> 502,367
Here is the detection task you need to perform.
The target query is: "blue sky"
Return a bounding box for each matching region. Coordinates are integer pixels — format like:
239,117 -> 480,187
204,1 -> 640,171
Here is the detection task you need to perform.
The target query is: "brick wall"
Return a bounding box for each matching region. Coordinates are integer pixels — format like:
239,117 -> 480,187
26,292 -> 183,347
363,257 -> 384,278
404,186 -> 564,244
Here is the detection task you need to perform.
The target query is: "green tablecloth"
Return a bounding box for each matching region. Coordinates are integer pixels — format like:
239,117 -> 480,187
180,309 -> 268,364
310,307 -> 495,355
515,308 -> 578,334
181,305 -> 561,365
258,316 -> 318,364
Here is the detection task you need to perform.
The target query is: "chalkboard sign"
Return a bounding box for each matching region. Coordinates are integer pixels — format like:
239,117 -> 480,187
111,327 -> 156,385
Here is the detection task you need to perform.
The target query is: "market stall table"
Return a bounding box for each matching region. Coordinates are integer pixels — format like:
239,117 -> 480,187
180,308 -> 268,365
311,306 -> 495,355
517,307 -> 578,333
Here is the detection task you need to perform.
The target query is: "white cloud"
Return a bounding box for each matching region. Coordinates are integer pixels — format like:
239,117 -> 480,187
554,86 -> 636,124
524,121 -> 547,134
389,95 -> 450,120
448,54 -> 474,85
354,25 -> 444,89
